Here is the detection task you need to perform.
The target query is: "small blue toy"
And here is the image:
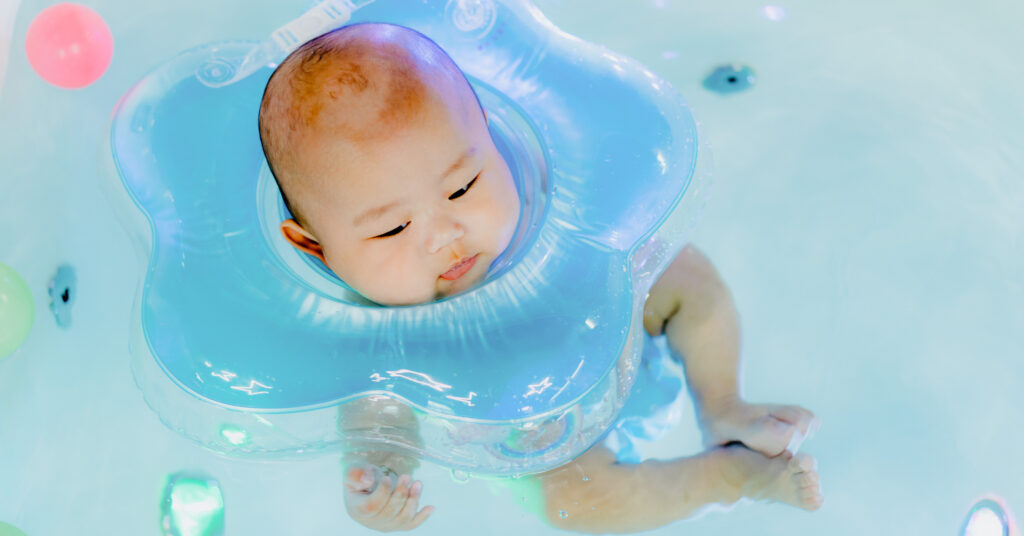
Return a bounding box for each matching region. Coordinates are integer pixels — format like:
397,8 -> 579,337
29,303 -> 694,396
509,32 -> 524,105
703,64 -> 756,94
47,264 -> 76,330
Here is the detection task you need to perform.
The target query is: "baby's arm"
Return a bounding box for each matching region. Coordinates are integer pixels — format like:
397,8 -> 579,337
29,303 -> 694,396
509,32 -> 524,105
338,396 -> 434,532
643,245 -> 819,456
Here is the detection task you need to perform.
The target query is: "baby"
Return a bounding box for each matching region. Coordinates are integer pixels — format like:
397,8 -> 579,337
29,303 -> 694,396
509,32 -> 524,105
258,23 -> 823,533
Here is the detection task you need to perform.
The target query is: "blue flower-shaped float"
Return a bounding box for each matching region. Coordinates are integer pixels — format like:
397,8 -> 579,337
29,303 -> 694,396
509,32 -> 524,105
108,0 -> 708,475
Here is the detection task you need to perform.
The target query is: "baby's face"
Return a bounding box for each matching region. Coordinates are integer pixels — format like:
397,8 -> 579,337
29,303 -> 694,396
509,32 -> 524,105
291,88 -> 520,305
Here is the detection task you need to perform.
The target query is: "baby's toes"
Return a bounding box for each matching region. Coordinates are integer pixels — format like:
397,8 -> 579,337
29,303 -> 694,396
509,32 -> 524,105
790,452 -> 818,473
769,405 -> 819,438
796,478 -> 824,511
799,488 -> 825,511
790,454 -> 823,511
748,415 -> 799,456
792,466 -> 819,489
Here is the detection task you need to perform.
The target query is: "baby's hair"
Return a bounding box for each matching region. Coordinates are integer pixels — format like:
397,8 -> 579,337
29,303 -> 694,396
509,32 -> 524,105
257,23 -> 477,236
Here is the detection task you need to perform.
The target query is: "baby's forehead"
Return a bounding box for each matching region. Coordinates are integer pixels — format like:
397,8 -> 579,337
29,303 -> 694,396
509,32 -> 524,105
260,24 -> 482,220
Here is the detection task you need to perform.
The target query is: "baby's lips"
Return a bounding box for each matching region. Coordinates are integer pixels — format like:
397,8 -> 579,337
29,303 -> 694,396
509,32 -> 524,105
440,254 -> 475,280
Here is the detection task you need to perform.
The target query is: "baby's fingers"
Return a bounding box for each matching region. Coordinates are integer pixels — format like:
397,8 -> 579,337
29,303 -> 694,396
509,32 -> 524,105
403,504 -> 435,531
392,480 -> 433,529
350,470 -> 395,517
375,474 -> 413,521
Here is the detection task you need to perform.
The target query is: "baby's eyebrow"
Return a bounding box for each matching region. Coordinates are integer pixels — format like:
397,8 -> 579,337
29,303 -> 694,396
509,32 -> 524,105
352,200 -> 400,227
440,147 -> 476,183
351,147 -> 477,228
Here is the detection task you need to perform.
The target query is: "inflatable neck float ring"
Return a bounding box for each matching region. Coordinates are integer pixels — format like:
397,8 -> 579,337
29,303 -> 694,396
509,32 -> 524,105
109,0 -> 709,475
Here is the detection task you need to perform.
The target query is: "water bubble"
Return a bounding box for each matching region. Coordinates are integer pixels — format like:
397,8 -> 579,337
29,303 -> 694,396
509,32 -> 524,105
450,469 -> 471,483
197,58 -> 236,86
558,510 -> 569,519
762,5 -> 787,22
582,476 -> 590,482
219,424 -> 250,446
446,0 -> 496,36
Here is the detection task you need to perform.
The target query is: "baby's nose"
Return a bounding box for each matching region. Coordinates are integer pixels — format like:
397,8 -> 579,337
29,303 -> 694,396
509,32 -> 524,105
425,216 -> 466,254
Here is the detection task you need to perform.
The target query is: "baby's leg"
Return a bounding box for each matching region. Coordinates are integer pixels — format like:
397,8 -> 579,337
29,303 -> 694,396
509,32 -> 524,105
715,444 -> 823,510
645,245 -> 819,456
527,443 -> 822,534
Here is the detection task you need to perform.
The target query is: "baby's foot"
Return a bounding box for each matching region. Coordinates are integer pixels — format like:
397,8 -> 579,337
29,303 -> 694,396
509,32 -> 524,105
699,399 -> 820,457
717,445 -> 823,511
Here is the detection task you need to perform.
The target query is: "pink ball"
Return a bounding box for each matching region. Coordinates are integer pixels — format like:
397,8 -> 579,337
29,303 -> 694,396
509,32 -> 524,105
25,3 -> 113,89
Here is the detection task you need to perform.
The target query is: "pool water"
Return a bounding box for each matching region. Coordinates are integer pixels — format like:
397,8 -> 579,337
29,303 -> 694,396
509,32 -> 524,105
2,0 -> 1022,535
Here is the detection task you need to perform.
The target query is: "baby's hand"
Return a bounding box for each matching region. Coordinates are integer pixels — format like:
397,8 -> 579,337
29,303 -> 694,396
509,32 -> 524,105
344,465 -> 434,532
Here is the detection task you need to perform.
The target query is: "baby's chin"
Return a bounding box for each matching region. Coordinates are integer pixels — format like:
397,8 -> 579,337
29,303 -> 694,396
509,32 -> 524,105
352,271 -> 484,306
332,252 -> 495,306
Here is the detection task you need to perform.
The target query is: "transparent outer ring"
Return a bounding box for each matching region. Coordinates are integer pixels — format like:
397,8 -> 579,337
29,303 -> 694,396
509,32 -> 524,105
106,0 -> 711,475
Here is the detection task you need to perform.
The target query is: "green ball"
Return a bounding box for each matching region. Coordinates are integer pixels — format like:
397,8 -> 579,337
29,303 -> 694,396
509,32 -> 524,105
0,521 -> 28,536
0,263 -> 34,359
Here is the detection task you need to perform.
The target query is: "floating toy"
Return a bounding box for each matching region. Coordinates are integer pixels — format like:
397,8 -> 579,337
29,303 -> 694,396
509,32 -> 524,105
961,496 -> 1019,536
703,64 -> 755,95
0,263 -> 33,359
108,0 -> 709,475
25,3 -> 113,89
160,472 -> 225,536
48,264 -> 76,330
0,521 -> 28,536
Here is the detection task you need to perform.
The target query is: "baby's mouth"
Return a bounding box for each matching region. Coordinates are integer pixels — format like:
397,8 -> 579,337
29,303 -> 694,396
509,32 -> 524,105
440,254 -> 479,281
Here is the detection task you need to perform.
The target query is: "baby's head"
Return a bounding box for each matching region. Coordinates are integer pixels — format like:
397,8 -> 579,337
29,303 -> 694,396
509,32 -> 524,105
259,23 -> 521,305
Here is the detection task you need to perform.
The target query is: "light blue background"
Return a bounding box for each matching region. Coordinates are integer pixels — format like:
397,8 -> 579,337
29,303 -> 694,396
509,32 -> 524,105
2,0 -> 1022,534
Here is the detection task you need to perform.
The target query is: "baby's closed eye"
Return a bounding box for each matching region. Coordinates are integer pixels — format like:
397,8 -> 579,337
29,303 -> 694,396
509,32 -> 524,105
448,175 -> 478,200
372,175 -> 480,239
374,222 -> 410,238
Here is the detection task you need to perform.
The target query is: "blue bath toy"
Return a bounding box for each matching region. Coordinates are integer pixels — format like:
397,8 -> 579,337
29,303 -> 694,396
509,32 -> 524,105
160,472 -> 225,536
47,264 -> 76,330
703,64 -> 756,94
109,0 -> 710,475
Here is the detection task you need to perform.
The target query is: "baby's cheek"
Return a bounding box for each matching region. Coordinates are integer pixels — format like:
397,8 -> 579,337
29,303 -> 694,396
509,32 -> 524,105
379,248 -> 437,304
497,181 -> 521,237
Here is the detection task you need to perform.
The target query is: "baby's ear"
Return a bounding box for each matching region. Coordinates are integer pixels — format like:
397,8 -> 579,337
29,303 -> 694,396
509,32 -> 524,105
280,219 -> 326,263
